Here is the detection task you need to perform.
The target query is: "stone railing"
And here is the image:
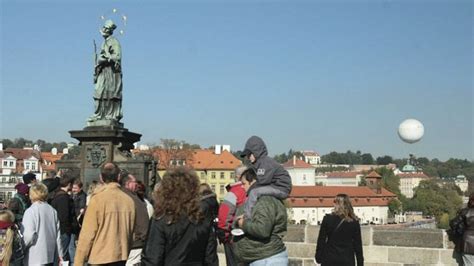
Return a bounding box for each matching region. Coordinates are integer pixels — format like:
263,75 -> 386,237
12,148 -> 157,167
217,225 -> 457,266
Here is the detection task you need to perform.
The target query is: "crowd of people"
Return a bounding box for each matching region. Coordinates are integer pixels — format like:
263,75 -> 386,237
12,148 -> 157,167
0,136 -> 365,266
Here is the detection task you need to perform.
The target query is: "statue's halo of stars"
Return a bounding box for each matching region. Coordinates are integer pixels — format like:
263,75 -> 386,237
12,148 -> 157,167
100,8 -> 127,36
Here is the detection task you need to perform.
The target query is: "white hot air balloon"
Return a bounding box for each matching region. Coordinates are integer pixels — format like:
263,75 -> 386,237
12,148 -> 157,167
398,119 -> 424,144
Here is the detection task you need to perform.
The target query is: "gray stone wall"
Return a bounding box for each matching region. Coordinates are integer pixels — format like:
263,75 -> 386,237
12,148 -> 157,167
218,225 -> 458,266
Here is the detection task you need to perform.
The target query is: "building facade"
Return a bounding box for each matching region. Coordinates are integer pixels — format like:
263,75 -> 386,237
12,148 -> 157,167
302,151 -> 321,165
288,186 -> 396,225
399,172 -> 430,198
283,157 -> 315,186
315,171 -> 363,186
153,146 -> 242,200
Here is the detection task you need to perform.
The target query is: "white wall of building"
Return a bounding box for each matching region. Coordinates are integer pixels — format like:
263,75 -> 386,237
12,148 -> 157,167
305,155 -> 321,165
326,178 -> 359,187
23,156 -> 39,173
1,155 -> 17,175
455,179 -> 469,193
289,206 -> 389,225
400,177 -> 426,198
288,168 -> 316,186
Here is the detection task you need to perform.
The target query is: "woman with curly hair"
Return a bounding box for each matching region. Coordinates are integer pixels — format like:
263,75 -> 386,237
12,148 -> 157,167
315,194 -> 364,266
142,167 -> 217,265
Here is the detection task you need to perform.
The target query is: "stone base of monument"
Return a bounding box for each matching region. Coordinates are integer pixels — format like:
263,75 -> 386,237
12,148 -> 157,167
55,125 -> 157,190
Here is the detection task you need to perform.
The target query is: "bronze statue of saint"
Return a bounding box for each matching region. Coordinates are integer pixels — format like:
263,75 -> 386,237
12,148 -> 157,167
88,20 -> 123,125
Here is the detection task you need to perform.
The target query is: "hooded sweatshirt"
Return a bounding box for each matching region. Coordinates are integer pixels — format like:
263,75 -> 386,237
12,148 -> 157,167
244,136 -> 292,194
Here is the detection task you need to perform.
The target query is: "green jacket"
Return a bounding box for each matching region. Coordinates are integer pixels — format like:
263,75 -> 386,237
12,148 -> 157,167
234,195 -> 287,263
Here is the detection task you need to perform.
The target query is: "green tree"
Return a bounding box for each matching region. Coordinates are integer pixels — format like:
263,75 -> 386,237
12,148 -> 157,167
376,155 -> 393,165
361,153 -> 374,164
375,167 -> 401,195
273,153 -> 289,164
388,198 -> 402,217
438,213 -> 450,229
408,179 -> 463,228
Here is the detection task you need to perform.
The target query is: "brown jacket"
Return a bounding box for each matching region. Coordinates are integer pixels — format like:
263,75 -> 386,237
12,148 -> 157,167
122,189 -> 149,249
74,182 -> 136,265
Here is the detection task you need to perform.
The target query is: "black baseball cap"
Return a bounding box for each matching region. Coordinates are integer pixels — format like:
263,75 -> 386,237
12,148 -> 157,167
240,149 -> 252,158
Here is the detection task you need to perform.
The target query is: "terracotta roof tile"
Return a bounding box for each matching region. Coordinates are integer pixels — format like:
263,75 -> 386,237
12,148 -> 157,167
397,172 -> 430,179
4,148 -> 40,160
40,152 -> 64,171
146,148 -> 242,170
290,186 -> 396,198
282,158 -> 314,169
366,171 -> 382,178
192,150 -> 241,170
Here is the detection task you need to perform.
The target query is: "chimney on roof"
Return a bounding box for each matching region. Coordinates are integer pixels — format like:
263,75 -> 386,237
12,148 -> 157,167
215,145 -> 222,155
293,155 -> 296,165
222,145 -> 231,152
52,148 -> 58,155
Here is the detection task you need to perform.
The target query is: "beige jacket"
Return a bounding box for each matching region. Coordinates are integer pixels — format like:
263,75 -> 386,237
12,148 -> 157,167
75,182 -> 136,265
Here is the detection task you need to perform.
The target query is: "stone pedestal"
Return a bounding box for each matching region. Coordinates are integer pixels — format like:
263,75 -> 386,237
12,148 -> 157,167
55,126 -> 156,189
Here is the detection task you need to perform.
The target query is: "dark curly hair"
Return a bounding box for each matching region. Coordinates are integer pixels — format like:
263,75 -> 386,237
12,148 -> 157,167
153,167 -> 203,223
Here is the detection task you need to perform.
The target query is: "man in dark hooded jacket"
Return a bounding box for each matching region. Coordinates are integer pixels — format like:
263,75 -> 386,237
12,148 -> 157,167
240,136 -> 292,220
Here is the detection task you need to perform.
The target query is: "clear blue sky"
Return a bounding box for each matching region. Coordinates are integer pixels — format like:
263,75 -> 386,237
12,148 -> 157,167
1,0 -> 472,160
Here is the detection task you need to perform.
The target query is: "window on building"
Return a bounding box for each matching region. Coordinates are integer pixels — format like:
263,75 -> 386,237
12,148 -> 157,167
211,172 -> 216,179
25,162 -> 30,169
9,161 -> 13,167
312,209 -> 315,213
2,161 -> 7,167
230,172 -> 235,179
220,185 -> 225,195
220,172 -> 225,179
200,172 -> 205,179
31,162 -> 36,170
303,174 -> 306,181
211,184 -> 216,192
302,210 -> 305,214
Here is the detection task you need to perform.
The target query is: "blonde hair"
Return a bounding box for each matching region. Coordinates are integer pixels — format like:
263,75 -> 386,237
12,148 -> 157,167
333,194 -> 358,222
0,210 -> 16,265
29,183 -> 49,202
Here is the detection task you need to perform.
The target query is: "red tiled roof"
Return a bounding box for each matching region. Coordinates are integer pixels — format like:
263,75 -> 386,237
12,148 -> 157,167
290,186 -> 396,198
41,152 -> 63,162
41,152 -> 64,171
282,158 -> 314,169
366,171 -> 382,178
326,171 -> 362,178
4,148 -> 40,160
397,172 -> 430,179
147,148 -> 241,170
192,150 -> 241,170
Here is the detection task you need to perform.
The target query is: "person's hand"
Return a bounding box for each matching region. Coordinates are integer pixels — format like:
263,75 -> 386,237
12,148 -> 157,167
236,215 -> 244,228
